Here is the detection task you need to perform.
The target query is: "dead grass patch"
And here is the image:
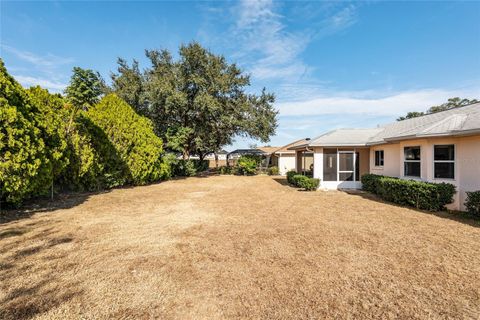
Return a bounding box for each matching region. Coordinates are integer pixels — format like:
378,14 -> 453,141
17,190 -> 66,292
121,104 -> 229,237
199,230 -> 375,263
1,175 -> 479,319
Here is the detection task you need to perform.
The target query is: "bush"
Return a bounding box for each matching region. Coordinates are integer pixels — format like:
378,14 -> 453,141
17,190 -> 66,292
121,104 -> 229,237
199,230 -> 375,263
288,174 -> 319,191
286,170 -> 297,184
268,166 -> 279,175
1,62 -> 69,205
237,154 -> 260,175
173,159 -> 209,177
361,174 -> 456,211
86,94 -> 165,185
298,177 -> 320,191
465,191 -> 480,216
218,166 -> 236,175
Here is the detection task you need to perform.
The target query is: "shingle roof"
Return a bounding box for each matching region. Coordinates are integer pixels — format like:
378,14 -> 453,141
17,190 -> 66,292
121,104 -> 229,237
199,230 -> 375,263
275,139 -> 310,153
309,128 -> 384,146
370,102 -> 480,143
305,102 -> 480,147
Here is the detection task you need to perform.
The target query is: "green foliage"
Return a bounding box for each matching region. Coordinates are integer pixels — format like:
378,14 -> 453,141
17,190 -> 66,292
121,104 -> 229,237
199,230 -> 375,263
112,42 -> 278,158
218,166 -> 236,175
465,191 -> 480,217
288,174 -> 319,191
110,58 -> 147,116
0,61 -> 70,205
268,166 -> 279,176
237,155 -> 260,175
65,67 -> 105,110
86,94 -> 165,185
361,174 -> 456,211
397,97 -> 478,121
286,170 -> 297,184
172,159 -> 209,177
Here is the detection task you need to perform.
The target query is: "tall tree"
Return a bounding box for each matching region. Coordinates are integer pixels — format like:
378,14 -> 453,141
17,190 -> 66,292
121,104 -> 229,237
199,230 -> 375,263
112,42 -> 278,159
65,67 -> 105,133
397,97 -> 478,121
110,58 -> 148,116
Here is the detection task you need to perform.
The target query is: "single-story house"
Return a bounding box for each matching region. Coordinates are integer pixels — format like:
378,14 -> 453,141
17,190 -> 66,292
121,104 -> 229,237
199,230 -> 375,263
227,147 -> 279,169
205,150 -> 229,167
289,103 -> 480,211
272,139 -> 312,175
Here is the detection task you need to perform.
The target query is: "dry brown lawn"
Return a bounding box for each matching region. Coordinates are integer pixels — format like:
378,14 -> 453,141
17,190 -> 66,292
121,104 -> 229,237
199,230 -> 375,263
1,175 -> 479,319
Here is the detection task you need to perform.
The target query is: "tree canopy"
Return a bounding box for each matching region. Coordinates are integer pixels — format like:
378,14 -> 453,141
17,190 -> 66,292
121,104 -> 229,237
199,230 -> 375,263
397,97 -> 479,121
111,42 -> 278,159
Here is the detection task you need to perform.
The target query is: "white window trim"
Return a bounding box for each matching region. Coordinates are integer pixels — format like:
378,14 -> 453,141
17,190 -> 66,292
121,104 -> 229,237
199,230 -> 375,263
404,146 -> 421,178
433,144 -> 456,181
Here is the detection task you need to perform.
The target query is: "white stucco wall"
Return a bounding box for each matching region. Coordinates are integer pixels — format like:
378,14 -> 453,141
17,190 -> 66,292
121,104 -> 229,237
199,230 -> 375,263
370,135 -> 480,211
277,153 -> 296,175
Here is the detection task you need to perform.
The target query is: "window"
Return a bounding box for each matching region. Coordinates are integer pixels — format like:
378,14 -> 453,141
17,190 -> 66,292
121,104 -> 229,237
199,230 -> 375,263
375,150 -> 384,166
404,146 -> 421,177
434,145 -> 455,179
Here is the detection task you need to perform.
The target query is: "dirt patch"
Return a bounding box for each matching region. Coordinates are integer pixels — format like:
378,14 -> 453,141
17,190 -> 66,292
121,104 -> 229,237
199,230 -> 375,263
1,175 -> 479,319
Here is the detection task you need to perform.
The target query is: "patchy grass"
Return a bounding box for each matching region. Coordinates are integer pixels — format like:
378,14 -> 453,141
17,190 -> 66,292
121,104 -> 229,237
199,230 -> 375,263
1,175 -> 479,319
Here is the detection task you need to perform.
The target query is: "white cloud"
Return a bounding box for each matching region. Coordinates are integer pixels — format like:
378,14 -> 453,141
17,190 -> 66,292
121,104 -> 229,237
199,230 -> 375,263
277,86 -> 480,117
2,44 -> 74,68
14,75 -> 67,92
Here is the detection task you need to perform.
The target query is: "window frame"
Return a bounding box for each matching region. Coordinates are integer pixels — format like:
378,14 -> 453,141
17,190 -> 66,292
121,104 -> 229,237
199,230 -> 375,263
403,146 -> 421,178
374,150 -> 384,167
433,144 -> 455,180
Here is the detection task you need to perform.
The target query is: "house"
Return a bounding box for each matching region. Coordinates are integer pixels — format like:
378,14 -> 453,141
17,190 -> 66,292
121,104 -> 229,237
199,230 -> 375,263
205,150 -> 229,167
227,146 -> 279,169
289,103 -> 480,211
272,139 -> 312,175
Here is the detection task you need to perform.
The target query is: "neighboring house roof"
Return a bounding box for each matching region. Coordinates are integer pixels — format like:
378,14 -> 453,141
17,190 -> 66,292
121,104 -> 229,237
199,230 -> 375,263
304,103 -> 480,147
276,138 -> 311,153
258,146 -> 280,154
227,147 -> 279,157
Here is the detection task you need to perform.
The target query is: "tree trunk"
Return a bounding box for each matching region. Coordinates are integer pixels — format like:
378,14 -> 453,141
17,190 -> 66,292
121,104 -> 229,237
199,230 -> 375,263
214,152 -> 219,169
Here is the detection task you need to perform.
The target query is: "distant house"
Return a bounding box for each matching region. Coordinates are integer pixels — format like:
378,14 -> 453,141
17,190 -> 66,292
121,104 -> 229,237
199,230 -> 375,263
289,103 -> 480,211
272,139 -> 312,175
205,150 -> 229,167
227,147 -> 279,169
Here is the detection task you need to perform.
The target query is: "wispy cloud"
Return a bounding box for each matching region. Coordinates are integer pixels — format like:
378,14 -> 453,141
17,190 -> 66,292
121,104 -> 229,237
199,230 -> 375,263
277,86 -> 480,117
2,44 -> 74,68
13,75 -> 67,92
1,44 -> 73,92
199,0 -> 356,83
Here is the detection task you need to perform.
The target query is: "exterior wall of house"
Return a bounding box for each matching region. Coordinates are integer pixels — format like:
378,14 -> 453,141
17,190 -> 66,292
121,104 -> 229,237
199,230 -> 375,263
370,143 -> 401,177
277,153 -> 296,175
369,135 -> 480,211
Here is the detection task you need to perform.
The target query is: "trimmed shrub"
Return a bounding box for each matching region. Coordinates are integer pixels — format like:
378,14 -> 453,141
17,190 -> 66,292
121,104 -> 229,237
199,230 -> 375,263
289,174 -> 319,191
298,177 -> 320,191
85,94 -> 166,186
237,154 -> 260,175
286,170 -> 297,184
268,166 -> 279,176
361,174 -> 456,211
465,191 -> 480,216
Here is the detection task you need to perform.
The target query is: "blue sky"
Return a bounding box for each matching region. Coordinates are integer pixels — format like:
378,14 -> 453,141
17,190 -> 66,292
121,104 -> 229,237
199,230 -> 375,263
2,0 -> 480,150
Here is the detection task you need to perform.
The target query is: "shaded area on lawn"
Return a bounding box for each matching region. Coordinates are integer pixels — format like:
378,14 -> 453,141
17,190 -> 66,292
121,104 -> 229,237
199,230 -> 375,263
343,189 -> 480,228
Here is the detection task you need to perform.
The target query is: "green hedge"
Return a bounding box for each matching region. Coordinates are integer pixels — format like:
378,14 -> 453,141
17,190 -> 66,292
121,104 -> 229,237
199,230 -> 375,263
286,170 -> 297,184
288,173 -> 319,191
465,191 -> 480,217
361,174 -> 456,211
